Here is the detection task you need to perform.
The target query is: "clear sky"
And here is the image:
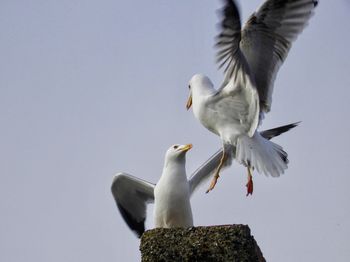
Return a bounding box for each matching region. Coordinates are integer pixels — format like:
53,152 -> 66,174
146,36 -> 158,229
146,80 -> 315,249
1,0 -> 349,261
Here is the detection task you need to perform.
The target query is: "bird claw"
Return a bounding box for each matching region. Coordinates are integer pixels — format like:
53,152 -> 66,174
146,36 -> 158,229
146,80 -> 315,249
206,150 -> 227,193
206,173 -> 220,193
246,176 -> 253,196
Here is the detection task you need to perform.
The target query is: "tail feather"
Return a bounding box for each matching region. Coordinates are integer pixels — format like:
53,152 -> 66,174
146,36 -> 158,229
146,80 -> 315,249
236,132 -> 288,177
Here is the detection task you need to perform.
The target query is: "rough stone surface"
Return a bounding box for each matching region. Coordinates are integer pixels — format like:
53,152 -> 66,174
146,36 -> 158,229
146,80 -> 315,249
140,225 -> 265,262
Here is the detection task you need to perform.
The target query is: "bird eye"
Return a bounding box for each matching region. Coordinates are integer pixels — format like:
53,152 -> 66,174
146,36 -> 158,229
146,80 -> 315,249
173,145 -> 179,149
188,85 -> 191,89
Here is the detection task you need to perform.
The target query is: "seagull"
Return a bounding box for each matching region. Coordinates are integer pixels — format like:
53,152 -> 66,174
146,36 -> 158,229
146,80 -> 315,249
186,0 -> 317,194
111,143 -> 228,237
112,124 -> 297,237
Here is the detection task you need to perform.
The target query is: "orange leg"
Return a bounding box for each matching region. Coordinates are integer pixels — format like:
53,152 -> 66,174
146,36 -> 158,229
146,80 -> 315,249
246,167 -> 253,196
206,151 -> 227,193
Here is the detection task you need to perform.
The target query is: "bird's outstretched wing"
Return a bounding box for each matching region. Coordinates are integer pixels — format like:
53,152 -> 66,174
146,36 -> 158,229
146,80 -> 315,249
111,173 -> 155,238
216,0 -> 318,112
241,0 -> 318,112
214,0 -> 260,137
215,0 -> 246,87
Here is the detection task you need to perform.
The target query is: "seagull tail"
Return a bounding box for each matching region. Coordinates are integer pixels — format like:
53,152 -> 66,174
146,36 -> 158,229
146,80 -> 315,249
236,131 -> 289,177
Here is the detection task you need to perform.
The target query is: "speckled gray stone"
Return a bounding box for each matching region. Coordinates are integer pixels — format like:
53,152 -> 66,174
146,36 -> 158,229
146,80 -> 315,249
140,225 -> 266,262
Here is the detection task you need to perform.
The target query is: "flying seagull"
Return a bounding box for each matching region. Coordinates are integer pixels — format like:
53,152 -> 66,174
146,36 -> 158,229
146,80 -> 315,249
112,124 -> 297,237
186,0 -> 317,194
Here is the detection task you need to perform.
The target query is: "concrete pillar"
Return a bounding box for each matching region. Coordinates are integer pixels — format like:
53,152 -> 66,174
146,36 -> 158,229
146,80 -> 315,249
140,225 -> 266,261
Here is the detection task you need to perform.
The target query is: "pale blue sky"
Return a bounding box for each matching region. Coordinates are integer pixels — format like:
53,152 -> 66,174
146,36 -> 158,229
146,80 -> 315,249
1,0 -> 349,261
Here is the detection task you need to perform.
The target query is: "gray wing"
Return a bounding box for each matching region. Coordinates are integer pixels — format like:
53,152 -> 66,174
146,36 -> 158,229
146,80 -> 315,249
216,0 -> 318,113
216,0 -> 252,89
215,0 -> 260,137
111,173 -> 155,238
241,0 -> 318,112
189,147 -> 233,194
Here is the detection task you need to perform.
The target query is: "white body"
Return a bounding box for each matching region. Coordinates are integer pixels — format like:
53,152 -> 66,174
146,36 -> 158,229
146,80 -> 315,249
191,75 -> 257,145
154,156 -> 193,228
190,74 -> 287,177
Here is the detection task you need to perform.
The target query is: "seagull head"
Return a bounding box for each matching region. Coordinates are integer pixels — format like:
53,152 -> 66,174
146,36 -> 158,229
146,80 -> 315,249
164,144 -> 193,165
186,74 -> 214,110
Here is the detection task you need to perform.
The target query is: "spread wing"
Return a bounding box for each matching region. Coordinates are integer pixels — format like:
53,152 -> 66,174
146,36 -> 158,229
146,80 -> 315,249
215,0 -> 260,136
111,173 -> 155,238
215,0 -> 246,87
216,0 -> 318,113
241,0 -> 318,112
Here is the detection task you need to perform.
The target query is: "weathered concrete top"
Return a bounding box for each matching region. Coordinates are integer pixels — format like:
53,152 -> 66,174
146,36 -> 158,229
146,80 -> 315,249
140,224 -> 265,262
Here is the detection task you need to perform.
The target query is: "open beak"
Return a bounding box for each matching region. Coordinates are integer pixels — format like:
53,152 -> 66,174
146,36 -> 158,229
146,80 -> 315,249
186,94 -> 192,110
180,144 -> 192,152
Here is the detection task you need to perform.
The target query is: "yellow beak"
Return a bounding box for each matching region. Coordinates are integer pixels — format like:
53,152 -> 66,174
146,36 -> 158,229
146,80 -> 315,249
186,94 -> 192,110
180,144 -> 193,152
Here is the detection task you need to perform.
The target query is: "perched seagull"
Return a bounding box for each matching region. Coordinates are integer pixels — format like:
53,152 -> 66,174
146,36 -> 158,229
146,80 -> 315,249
112,125 -> 297,237
111,143 -> 226,237
186,0 -> 317,194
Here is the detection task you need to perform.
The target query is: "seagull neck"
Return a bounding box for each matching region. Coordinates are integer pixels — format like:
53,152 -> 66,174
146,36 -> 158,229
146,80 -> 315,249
162,158 -> 186,178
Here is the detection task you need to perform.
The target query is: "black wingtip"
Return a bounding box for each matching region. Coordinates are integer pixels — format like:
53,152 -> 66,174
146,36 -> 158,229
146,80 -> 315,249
278,148 -> 289,165
217,0 -> 240,25
116,202 -> 145,238
260,122 -> 301,140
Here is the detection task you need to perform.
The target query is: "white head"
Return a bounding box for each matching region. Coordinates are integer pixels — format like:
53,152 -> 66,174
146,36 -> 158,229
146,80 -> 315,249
164,144 -> 192,167
186,74 -> 214,110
